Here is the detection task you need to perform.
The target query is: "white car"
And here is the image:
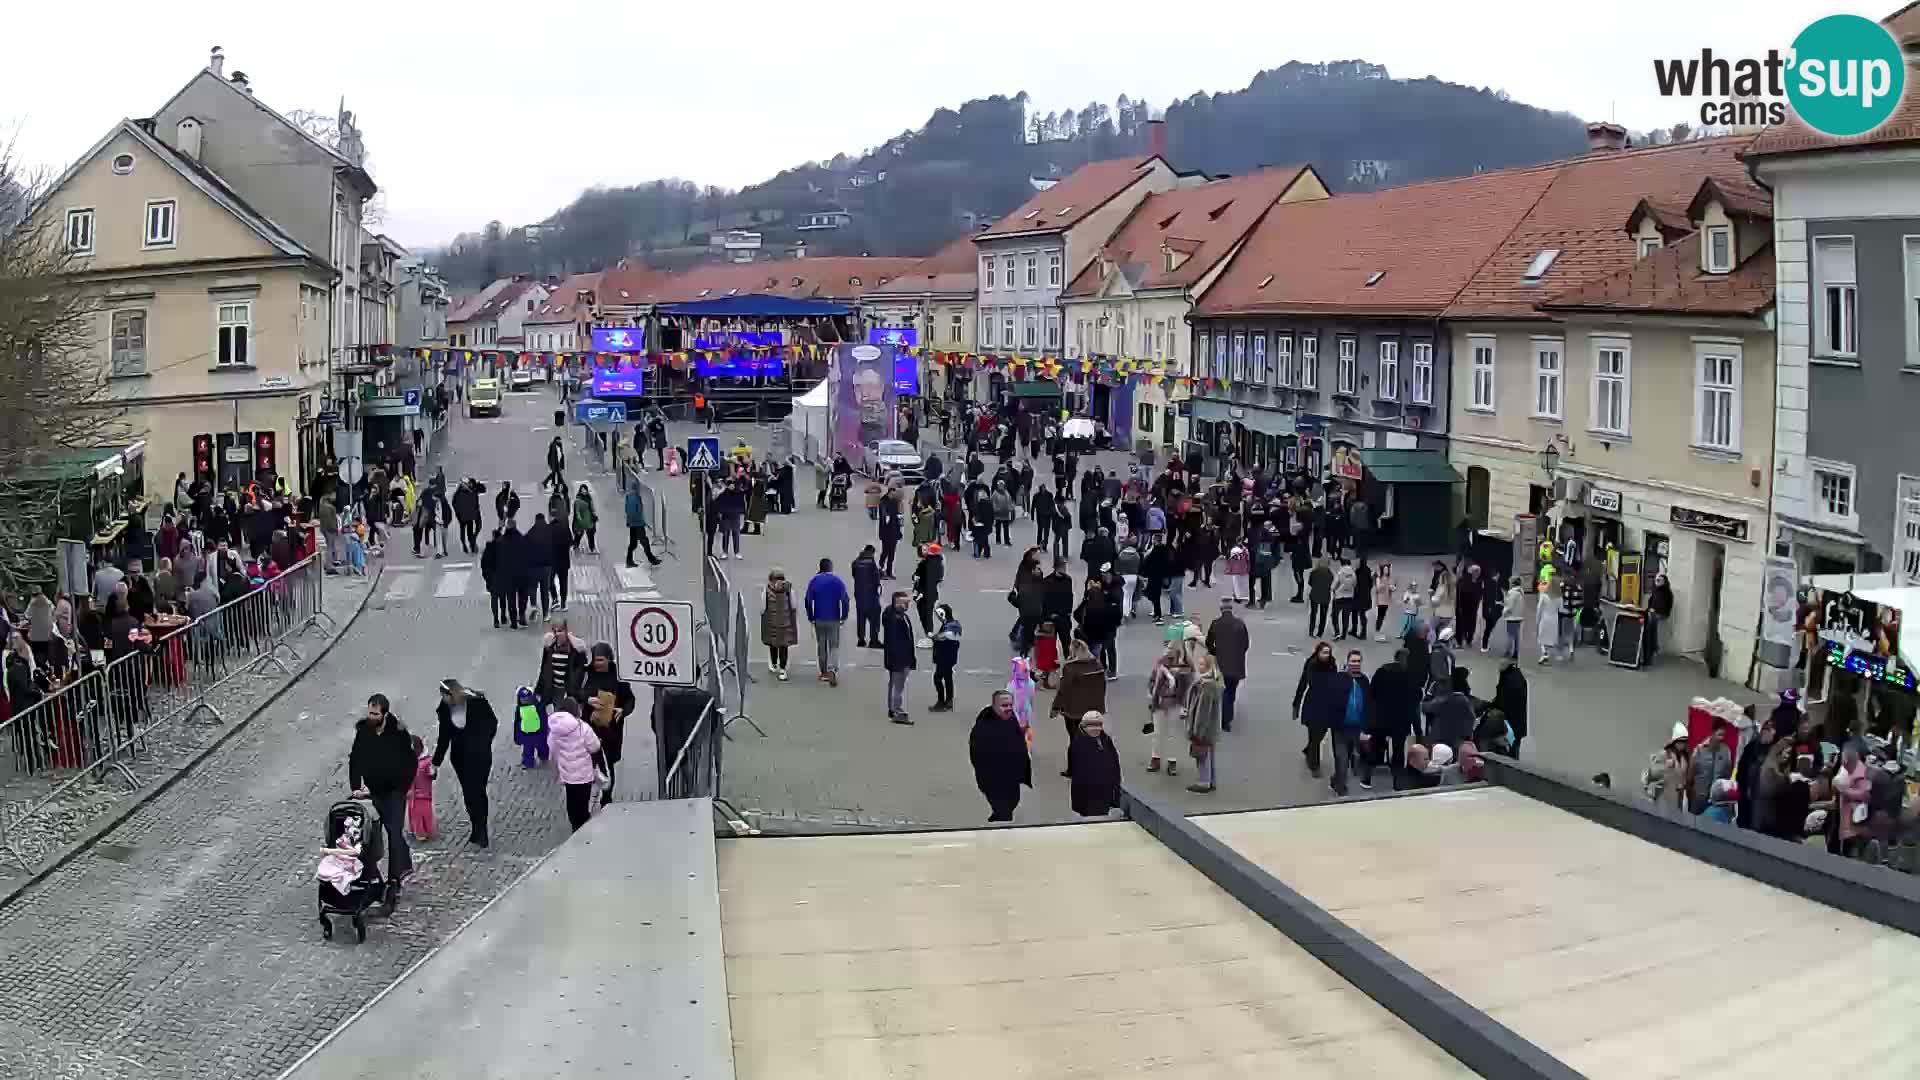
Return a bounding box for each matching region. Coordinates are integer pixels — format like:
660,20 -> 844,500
509,369 -> 535,390
862,439 -> 923,479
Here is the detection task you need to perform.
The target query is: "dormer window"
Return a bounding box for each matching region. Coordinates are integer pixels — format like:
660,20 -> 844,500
850,276 -> 862,286
1522,250 -> 1560,282
1637,236 -> 1662,258
791,277 -> 803,287
1365,271 -> 1386,287
1257,274 -> 1274,289
697,289 -> 711,297
1057,205 -> 1074,216
1023,209 -> 1040,220
1704,225 -> 1733,274
1207,201 -> 1232,222
1163,250 -> 1176,273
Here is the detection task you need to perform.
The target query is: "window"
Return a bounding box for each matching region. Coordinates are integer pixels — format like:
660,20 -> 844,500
1114,315 -> 1127,357
1003,315 -> 1015,347
1138,402 -> 1156,434
1045,311 -> 1060,350
1810,459 -> 1857,530
1251,333 -> 1267,384
1522,249 -> 1560,282
1213,334 -> 1229,380
1232,332 -> 1247,381
1704,226 -> 1733,273
1336,337 -> 1358,394
1814,236 -> 1857,357
1409,342 -> 1434,404
1002,259 -> 1014,289
949,313 -> 962,345
1898,477 -> 1920,585
1590,337 -> 1630,435
1694,342 -> 1742,452
1196,333 -> 1210,376
1048,253 -> 1062,286
1469,336 -> 1496,410
1908,237 -> 1920,366
1637,235 -> 1662,258
1024,314 -> 1037,349
982,257 -> 994,291
1273,334 -> 1293,386
1025,255 -> 1037,287
110,310 -> 146,376
1142,320 -> 1156,358
143,199 -> 176,247
1377,339 -> 1399,400
1075,319 -> 1088,357
1167,320 -> 1180,367
1531,339 -> 1564,418
980,310 -> 993,344
1299,335 -> 1318,389
216,301 -> 252,367
111,153 -> 135,175
65,208 -> 94,254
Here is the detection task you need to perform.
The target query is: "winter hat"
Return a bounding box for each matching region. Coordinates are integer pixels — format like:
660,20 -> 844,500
590,642 -> 615,665
1430,744 -> 1455,767
1669,721 -> 1689,744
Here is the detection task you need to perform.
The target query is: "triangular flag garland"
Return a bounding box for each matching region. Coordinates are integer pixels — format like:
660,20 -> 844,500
353,342 -> 1215,391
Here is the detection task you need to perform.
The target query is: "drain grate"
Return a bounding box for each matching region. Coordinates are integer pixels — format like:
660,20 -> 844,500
94,843 -> 138,863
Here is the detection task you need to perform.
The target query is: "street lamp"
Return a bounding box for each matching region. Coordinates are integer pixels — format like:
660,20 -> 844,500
1539,440 -> 1560,480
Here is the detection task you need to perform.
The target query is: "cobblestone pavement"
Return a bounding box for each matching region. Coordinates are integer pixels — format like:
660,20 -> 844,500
0,389 -> 616,1080
624,419 -> 1763,828
0,569 -> 373,893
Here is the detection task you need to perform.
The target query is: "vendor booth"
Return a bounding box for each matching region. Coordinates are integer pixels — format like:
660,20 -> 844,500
787,380 -> 832,463
1357,448 -> 1457,554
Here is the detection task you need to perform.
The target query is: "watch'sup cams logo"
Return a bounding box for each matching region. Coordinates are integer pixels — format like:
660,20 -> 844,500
1653,14 -> 1906,136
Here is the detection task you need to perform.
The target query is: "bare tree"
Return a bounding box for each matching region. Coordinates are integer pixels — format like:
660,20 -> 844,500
287,108 -> 386,227
0,139 -> 131,593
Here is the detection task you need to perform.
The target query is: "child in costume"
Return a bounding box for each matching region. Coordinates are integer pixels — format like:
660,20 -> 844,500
514,685 -> 550,768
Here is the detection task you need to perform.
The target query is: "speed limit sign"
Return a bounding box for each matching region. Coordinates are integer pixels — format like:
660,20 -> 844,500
615,600 -> 695,686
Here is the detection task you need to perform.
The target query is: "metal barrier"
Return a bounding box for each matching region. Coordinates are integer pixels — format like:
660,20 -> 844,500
0,554 -> 335,868
618,463 -> 674,553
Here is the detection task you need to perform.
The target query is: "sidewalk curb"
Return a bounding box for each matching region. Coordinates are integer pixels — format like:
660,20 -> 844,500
0,565 -> 386,914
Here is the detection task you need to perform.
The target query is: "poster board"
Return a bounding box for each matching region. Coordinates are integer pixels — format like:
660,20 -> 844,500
1617,552 -> 1644,608
1608,611 -> 1646,669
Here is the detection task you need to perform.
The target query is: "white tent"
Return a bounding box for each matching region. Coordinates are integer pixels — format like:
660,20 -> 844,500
789,381 -> 832,462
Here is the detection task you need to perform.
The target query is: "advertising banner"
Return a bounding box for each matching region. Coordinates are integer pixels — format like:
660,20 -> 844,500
828,343 -> 898,461
591,327 -> 646,353
591,368 -> 645,396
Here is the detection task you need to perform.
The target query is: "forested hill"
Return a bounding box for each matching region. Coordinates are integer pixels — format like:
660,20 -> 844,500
431,60 -> 1589,289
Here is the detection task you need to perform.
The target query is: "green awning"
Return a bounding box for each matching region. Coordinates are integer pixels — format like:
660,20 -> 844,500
1009,380 -> 1061,399
1360,448 -> 1457,485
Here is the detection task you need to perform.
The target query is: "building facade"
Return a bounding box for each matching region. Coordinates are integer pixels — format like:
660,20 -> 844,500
525,272 -> 604,353
860,235 -> 979,405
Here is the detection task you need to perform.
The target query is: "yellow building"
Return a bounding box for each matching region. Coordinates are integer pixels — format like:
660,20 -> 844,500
32,118 -> 333,498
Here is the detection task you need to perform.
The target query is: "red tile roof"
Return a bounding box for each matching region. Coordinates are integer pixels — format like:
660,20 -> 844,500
1063,165 -> 1319,298
863,234 -> 979,298
1886,1 -> 1920,46
446,289 -> 494,324
614,257 -> 923,305
526,272 -> 603,325
1443,134 -> 1763,319
1539,232 -> 1775,317
468,278 -> 544,323
974,156 -> 1167,240
1195,167 -> 1562,318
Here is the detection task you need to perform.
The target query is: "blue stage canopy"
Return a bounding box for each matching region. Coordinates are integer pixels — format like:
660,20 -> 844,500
655,294 -> 851,317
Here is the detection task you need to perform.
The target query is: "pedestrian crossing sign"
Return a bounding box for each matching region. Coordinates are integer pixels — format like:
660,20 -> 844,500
686,437 -> 722,471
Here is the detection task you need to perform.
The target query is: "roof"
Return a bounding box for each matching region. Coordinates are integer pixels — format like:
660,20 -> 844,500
525,271 -> 603,326
1890,1 -> 1920,46
862,234 -> 979,298
43,120 -> 314,262
974,156 -> 1168,240
597,263 -> 671,307
152,68 -> 376,197
609,257 -> 922,306
1443,134 -> 1764,319
466,278 -> 543,323
1196,167 -> 1562,317
655,295 -> 851,317
1063,165 -> 1318,298
1357,448 -> 1458,485
1539,232 -> 1775,318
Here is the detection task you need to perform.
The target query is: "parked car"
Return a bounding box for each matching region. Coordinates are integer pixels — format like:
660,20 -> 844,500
509,368 -> 535,390
861,439 -> 923,479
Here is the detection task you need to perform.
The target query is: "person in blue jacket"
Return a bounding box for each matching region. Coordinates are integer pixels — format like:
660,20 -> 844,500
851,544 -> 883,648
804,557 -> 849,686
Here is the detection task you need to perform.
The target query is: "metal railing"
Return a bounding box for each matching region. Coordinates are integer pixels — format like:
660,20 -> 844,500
0,554 -> 335,868
618,463 -> 674,554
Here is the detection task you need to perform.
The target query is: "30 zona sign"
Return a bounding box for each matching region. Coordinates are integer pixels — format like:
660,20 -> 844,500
615,600 -> 696,686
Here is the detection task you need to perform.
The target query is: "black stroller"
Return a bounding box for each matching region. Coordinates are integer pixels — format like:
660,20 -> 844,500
828,471 -> 851,511
317,798 -> 388,943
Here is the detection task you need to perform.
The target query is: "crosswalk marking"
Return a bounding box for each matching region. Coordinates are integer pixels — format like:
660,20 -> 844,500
615,565 -> 655,591
443,561 -> 474,570
384,569 -> 422,601
571,565 -> 605,593
434,570 -> 471,598
617,590 -> 661,601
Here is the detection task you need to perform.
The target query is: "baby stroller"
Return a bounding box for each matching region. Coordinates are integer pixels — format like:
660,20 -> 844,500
317,798 -> 387,943
828,471 -> 851,512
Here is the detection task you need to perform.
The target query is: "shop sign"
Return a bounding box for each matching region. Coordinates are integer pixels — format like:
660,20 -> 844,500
1587,486 -> 1622,513
1330,444 -> 1364,481
297,394 -> 312,419
260,375 -> 293,390
1669,505 -> 1749,542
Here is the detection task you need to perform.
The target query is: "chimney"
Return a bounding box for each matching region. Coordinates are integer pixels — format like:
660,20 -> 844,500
230,70 -> 251,94
1147,118 -> 1167,158
1585,121 -> 1628,153
208,46 -> 225,77
176,117 -> 202,163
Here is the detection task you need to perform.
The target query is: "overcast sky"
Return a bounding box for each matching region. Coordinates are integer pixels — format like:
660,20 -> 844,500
2,0 -> 1823,250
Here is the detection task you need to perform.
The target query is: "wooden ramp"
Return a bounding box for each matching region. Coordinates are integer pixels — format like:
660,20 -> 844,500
718,821 -> 1469,1079
1199,788 -> 1920,1080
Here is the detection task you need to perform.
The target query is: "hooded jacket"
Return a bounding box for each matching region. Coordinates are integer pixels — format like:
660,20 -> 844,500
851,555 -> 882,612
349,714 -> 416,797
1292,652 -> 1337,719
546,709 -> 603,785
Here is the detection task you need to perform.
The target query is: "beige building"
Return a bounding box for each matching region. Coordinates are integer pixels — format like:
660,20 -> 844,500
34,116 -> 335,498
1060,165 -> 1328,452
860,234 -> 978,404
1448,163 -> 1778,680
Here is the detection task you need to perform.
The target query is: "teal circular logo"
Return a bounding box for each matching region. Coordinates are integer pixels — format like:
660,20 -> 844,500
1787,14 -> 1906,137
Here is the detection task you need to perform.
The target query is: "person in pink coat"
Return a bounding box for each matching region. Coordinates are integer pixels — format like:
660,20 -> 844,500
545,697 -> 603,832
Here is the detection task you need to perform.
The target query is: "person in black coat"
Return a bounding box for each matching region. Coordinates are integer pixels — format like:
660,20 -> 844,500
535,623 -> 589,707
1066,710 -> 1121,816
481,526 -> 510,628
877,493 -> 903,578
525,514 -> 556,621
1366,651 -> 1419,789
1292,642 -> 1338,774
432,679 -> 499,847
970,690 -> 1032,822
1032,486 -> 1057,550
882,593 -> 917,724
548,514 -> 574,610
580,643 -> 636,806
852,546 -> 883,648
501,521 -> 534,628
348,693 -> 415,887
1491,661 -> 1529,756
1040,559 -> 1076,646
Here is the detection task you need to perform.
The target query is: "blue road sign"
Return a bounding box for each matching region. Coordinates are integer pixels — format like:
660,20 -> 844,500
574,400 -> 628,425
402,388 -> 422,407
685,437 -> 722,471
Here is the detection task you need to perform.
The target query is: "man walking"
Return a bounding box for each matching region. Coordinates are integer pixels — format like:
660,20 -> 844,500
623,483 -> 663,567
348,694 -> 415,897
805,557 -> 849,686
852,544 -> 883,648
883,591 -> 916,725
452,479 -> 482,554
1205,597 -> 1250,733
432,679 -> 499,847
544,436 -> 566,492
